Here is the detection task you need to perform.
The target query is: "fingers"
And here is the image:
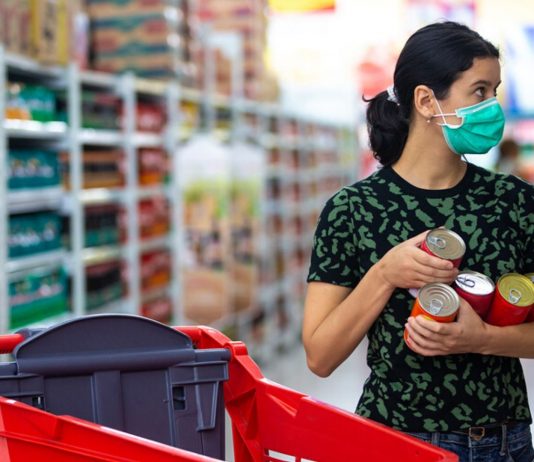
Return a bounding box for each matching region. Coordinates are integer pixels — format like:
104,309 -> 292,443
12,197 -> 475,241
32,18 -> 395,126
412,249 -> 455,270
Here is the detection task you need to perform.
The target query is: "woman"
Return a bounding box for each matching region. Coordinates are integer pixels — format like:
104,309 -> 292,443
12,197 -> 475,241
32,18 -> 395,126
303,21 -> 534,462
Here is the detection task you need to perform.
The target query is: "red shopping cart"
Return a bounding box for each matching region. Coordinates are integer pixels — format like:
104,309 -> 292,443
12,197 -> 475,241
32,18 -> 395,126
0,315 -> 458,462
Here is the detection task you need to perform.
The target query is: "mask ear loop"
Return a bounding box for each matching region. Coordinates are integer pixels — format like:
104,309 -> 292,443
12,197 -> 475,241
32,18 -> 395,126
430,90 -> 462,127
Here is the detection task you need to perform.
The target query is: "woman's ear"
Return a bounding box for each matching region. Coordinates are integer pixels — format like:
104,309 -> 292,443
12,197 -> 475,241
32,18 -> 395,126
413,85 -> 435,121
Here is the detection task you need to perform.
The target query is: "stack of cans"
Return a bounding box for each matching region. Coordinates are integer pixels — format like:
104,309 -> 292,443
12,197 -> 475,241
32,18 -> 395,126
404,228 -> 534,344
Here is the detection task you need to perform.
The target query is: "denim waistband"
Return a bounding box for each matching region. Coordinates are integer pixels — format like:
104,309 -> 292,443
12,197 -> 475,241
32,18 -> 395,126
406,421 -> 531,448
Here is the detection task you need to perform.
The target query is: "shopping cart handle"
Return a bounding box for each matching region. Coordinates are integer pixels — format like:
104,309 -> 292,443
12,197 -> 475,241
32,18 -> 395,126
0,334 -> 25,354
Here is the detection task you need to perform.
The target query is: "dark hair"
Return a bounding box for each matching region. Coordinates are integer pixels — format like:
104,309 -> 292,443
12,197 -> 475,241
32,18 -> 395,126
365,21 -> 500,166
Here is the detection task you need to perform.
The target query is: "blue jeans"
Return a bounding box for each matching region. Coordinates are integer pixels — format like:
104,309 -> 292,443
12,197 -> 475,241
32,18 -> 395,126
406,422 -> 534,462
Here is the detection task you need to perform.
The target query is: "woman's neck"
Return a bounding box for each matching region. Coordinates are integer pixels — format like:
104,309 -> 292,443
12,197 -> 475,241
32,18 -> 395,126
392,128 -> 468,190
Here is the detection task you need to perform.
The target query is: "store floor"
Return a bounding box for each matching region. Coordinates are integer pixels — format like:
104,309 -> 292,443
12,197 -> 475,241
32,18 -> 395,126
225,340 -> 534,461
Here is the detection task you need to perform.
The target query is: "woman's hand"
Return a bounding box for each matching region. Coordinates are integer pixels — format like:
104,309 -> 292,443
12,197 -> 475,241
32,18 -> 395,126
376,230 -> 459,290
404,297 -> 489,356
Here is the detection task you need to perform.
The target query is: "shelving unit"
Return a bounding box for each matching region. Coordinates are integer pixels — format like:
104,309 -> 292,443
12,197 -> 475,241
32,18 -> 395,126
0,46 -> 358,361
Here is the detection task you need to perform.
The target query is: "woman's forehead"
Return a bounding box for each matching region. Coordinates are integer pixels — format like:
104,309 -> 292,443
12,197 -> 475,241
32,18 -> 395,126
455,57 -> 501,87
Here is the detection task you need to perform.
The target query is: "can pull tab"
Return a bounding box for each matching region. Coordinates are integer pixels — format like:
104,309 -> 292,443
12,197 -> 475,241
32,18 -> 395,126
428,236 -> 447,249
509,289 -> 522,305
457,276 -> 475,288
428,298 -> 444,315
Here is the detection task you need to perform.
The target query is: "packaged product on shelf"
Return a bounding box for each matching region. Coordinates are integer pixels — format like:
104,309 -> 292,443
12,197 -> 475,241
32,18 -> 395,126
5,83 -> 56,122
94,52 -> 182,79
179,135 -> 232,325
85,0 -> 181,19
134,102 -> 167,132
141,296 -> 172,324
230,143 -> 265,313
8,150 -> 61,190
85,205 -> 122,248
60,149 -> 125,189
29,0 -> 70,65
86,261 -> 125,310
9,266 -> 68,329
140,250 -> 171,291
179,100 -> 200,137
139,148 -> 168,185
1,0 -> 31,56
139,196 -> 170,239
8,212 -> 62,259
80,90 -> 121,130
189,0 -> 275,100
87,2 -> 188,80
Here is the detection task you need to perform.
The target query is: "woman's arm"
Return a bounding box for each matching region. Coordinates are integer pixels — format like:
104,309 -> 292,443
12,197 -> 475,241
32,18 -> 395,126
303,231 -> 459,377
303,265 -> 393,378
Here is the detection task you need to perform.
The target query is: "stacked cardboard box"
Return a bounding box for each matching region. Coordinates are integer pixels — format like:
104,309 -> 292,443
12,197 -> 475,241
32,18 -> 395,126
190,0 -> 278,100
86,0 -> 192,81
0,0 -> 88,67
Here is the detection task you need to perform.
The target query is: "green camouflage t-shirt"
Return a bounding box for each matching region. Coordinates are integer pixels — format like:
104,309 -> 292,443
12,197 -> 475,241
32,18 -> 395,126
307,162 -> 534,432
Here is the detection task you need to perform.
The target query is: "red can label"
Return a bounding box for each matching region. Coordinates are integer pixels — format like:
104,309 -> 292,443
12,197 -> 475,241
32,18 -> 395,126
453,271 -> 495,319
486,273 -> 534,326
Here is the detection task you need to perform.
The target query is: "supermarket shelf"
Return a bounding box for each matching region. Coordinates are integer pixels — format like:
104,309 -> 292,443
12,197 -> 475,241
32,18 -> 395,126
138,185 -> 170,199
8,187 -> 64,213
135,78 -> 167,96
5,120 -> 68,139
88,298 -> 133,315
5,52 -> 64,80
279,137 -> 299,151
139,235 -> 171,253
80,70 -> 119,89
180,87 -> 202,103
80,188 -> 126,205
141,285 -> 169,303
261,133 -> 280,149
266,165 -> 283,179
82,245 -> 123,266
133,132 -> 164,147
7,249 -> 67,274
80,129 -> 123,146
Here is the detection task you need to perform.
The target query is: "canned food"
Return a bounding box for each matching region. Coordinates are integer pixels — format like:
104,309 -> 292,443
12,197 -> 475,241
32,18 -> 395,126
420,228 -> 466,268
486,273 -> 534,326
453,270 -> 495,319
525,273 -> 534,322
404,283 -> 460,343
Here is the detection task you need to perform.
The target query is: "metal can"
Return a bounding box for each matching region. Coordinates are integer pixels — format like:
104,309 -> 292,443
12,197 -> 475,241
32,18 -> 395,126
453,270 -> 495,319
525,273 -> 534,322
486,273 -> 534,326
420,228 -> 466,268
404,283 -> 460,343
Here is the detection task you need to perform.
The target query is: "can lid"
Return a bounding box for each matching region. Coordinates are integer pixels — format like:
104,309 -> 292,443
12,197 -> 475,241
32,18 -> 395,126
525,273 -> 534,285
455,270 -> 495,295
497,273 -> 534,307
425,229 -> 465,260
419,283 -> 460,317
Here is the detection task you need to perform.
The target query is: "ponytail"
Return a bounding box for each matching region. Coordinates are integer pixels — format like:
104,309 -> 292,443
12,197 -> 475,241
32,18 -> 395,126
365,90 -> 409,166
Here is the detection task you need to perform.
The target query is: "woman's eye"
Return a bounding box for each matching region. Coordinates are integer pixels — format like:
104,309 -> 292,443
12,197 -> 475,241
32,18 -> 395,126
475,87 -> 485,97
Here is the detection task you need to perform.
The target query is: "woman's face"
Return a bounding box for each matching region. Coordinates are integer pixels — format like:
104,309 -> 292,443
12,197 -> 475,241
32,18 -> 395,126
434,57 -> 501,124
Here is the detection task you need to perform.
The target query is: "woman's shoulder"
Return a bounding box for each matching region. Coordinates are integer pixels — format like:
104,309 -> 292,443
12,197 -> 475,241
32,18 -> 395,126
470,163 -> 533,200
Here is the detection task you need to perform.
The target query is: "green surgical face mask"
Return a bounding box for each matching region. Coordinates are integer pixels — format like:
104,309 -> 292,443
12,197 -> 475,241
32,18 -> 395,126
432,96 -> 505,155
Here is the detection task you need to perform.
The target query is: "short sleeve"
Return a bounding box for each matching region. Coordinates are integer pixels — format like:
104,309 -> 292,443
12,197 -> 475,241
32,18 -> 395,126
307,188 -> 360,287
520,182 -> 534,273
